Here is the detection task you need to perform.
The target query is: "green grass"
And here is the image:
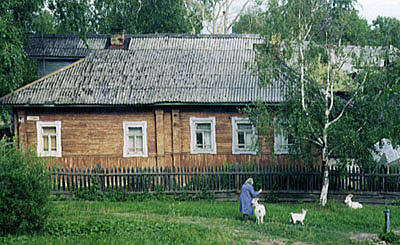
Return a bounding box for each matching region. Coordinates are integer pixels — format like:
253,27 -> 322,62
2,200 -> 399,244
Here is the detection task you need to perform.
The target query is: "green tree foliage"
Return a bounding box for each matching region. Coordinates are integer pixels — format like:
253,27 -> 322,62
232,8 -> 265,34
233,0 -> 372,46
0,14 -> 28,97
91,0 -> 141,34
371,16 -> 400,49
245,0 -> 400,206
138,0 -> 200,34
0,139 -> 52,235
49,0 -> 93,38
0,0 -> 43,32
48,0 -> 203,35
32,10 -> 57,35
0,0 -> 40,97
323,1 -> 371,46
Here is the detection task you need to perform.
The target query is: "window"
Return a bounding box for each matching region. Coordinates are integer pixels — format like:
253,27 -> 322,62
274,127 -> 294,154
232,117 -> 257,154
190,117 -> 216,154
36,121 -> 62,157
123,121 -> 148,157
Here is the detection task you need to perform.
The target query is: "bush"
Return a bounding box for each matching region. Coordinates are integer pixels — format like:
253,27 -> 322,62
0,138 -> 52,235
379,232 -> 400,244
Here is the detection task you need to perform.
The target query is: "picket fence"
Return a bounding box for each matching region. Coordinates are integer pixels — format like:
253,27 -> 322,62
49,164 -> 400,195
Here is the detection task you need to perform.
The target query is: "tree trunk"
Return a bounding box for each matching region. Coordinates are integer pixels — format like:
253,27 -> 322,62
223,0 -> 228,34
319,163 -> 329,206
319,136 -> 329,206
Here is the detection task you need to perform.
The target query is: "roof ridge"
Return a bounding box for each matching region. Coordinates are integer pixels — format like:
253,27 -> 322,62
29,33 -> 110,38
128,33 -> 260,38
29,33 -> 261,39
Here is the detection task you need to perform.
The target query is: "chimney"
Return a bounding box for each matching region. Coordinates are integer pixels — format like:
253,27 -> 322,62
110,29 -> 125,49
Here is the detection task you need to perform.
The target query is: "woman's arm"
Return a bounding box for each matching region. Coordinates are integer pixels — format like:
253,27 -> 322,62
249,185 -> 259,197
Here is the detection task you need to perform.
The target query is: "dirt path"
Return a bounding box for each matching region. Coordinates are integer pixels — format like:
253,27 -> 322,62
350,233 -> 380,243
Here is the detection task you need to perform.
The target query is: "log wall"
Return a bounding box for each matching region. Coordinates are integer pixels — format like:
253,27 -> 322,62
14,106 -> 296,168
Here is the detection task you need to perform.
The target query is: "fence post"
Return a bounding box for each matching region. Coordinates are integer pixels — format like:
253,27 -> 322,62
235,163 -> 240,194
94,163 -> 104,192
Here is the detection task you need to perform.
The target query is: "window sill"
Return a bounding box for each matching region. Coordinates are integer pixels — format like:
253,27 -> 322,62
233,150 -> 257,155
123,153 -> 148,158
190,149 -> 216,155
38,152 -> 62,157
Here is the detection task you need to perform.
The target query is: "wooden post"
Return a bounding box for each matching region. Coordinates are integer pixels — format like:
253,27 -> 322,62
16,110 -> 27,148
155,109 -> 165,167
66,168 -> 70,192
235,163 -> 240,194
61,167 -> 65,192
172,109 -> 181,167
94,163 -> 104,192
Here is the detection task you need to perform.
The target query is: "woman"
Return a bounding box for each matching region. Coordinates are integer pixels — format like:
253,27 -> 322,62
239,178 -> 262,221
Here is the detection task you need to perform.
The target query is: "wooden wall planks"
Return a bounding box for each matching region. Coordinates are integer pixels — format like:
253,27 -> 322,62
14,107 -> 298,168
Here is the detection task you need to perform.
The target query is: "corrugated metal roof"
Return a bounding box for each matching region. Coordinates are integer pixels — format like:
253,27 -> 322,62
2,34 -> 286,106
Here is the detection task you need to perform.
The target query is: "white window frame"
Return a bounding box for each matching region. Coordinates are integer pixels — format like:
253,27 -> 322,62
231,117 -> 257,155
36,121 -> 62,157
190,117 -> 216,154
123,121 -> 148,157
274,127 -> 293,154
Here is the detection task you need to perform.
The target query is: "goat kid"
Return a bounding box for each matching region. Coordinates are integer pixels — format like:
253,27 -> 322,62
251,198 -> 266,224
344,194 -> 363,209
290,209 -> 307,225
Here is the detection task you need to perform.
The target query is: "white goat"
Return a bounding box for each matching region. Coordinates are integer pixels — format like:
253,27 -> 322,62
344,194 -> 363,209
252,198 -> 266,224
290,209 -> 307,225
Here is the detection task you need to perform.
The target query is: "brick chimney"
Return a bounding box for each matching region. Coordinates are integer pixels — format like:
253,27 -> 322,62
110,29 -> 125,49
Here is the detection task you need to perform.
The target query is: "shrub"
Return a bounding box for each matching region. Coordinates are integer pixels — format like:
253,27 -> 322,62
392,199 -> 400,206
379,232 -> 400,244
0,138 -> 52,235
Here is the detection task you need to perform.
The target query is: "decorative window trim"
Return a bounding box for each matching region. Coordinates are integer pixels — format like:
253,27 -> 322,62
190,117 -> 217,154
274,127 -> 292,155
123,121 -> 148,157
36,121 -> 62,157
231,117 -> 257,155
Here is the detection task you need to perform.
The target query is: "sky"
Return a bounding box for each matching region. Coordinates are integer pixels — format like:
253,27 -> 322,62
231,0 -> 400,24
356,0 -> 400,24
220,0 -> 400,34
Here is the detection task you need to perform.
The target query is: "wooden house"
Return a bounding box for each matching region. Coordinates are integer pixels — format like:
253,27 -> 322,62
0,33 -> 292,168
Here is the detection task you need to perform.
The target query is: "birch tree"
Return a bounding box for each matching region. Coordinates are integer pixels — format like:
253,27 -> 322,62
188,0 -> 257,34
245,0 -> 400,206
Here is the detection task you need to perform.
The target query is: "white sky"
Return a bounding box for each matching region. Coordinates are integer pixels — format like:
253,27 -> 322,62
356,0 -> 400,24
219,0 -> 400,34
232,0 -> 400,24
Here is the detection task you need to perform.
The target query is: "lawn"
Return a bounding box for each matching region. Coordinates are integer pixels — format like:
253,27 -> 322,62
2,200 -> 399,244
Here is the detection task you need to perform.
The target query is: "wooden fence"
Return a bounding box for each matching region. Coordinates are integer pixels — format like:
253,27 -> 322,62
50,164 -> 400,197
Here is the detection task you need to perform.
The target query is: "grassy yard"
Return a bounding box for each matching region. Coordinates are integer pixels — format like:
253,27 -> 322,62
2,200 -> 399,244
